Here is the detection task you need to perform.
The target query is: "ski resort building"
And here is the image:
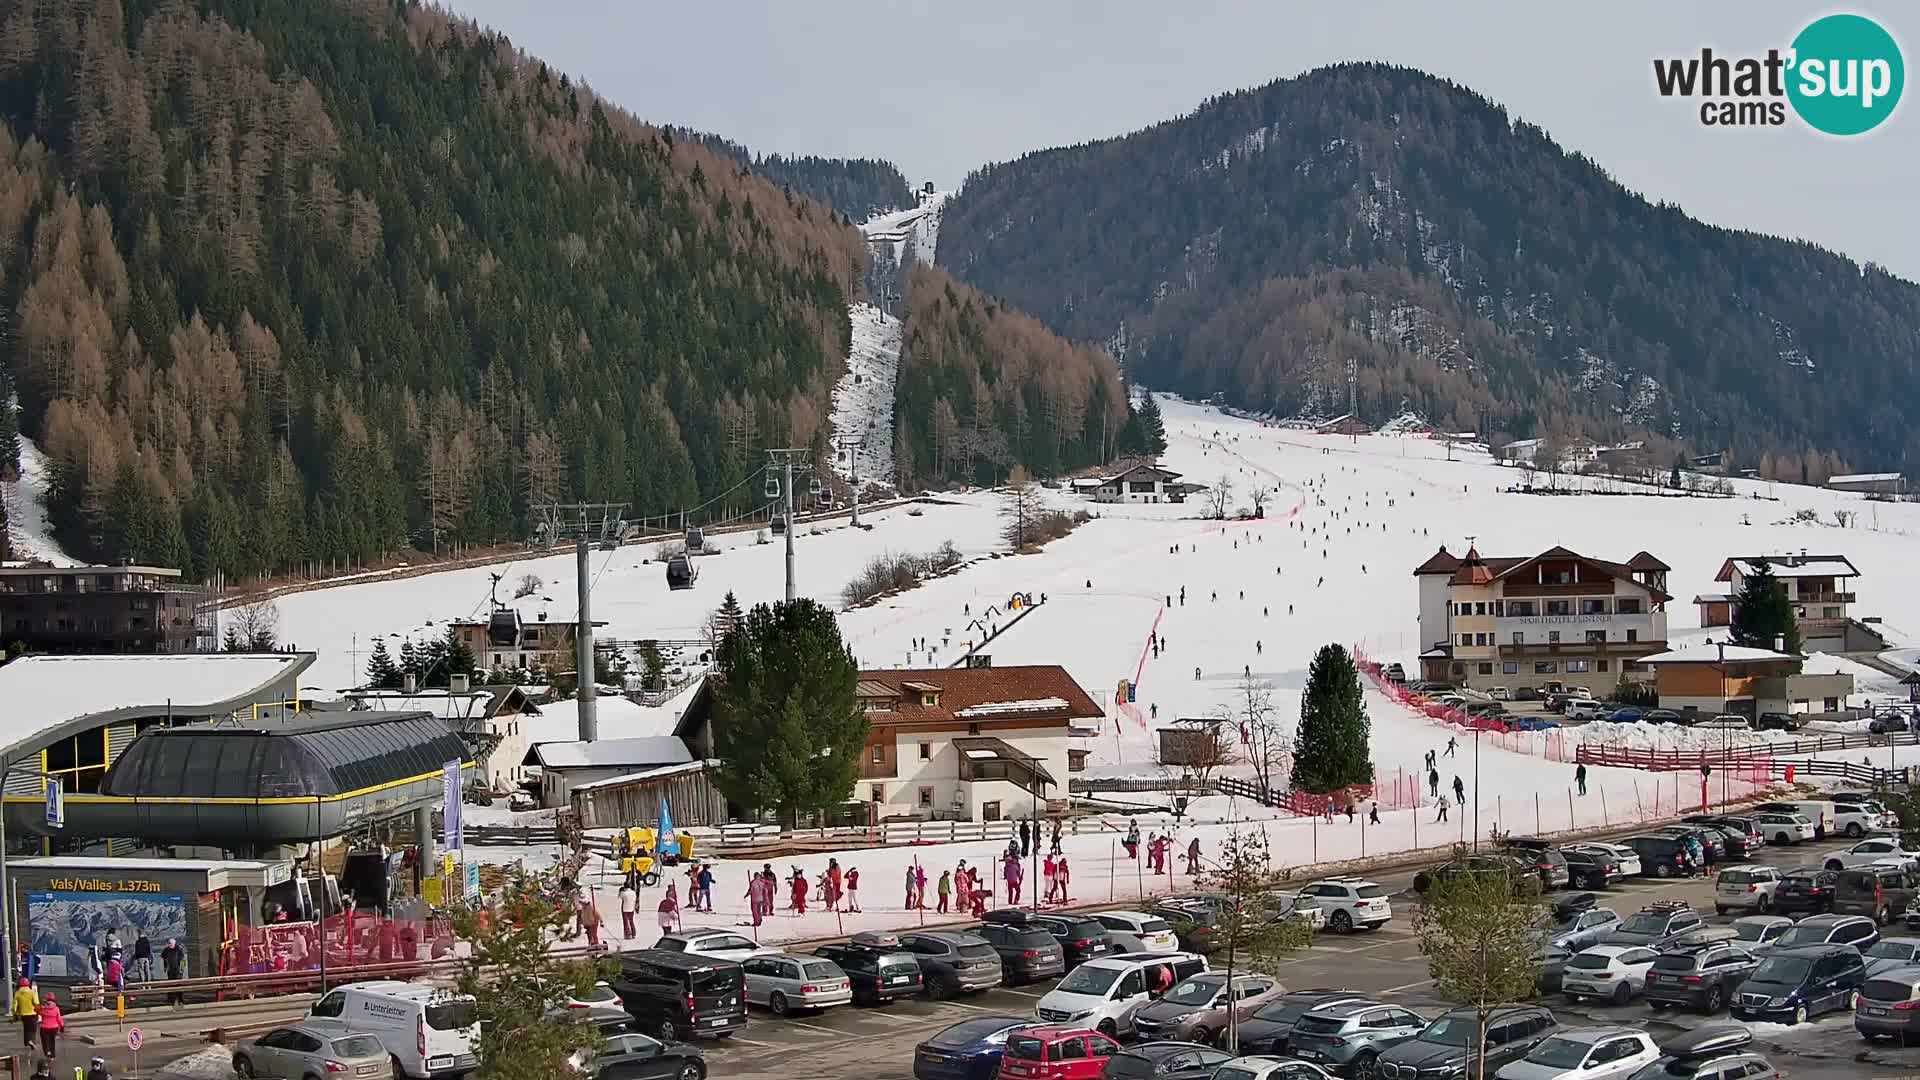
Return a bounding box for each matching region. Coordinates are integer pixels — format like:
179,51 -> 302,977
1093,464 -> 1186,504
1826,472 -> 1908,496
1413,545 -> 1671,693
1701,552 -> 1882,652
0,563 -> 212,654
447,608 -> 606,672
1634,642 -> 1854,719
674,664 -> 1102,822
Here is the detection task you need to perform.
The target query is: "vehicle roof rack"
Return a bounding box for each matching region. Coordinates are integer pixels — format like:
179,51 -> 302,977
1643,899 -> 1693,912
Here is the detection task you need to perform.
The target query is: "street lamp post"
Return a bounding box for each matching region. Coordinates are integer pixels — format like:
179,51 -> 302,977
1716,641 -> 1729,808
0,755 -> 62,982
1472,728 -> 1483,852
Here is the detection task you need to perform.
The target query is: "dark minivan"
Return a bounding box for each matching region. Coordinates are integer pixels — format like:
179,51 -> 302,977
1624,835 -> 1698,878
1730,944 -> 1867,1026
1376,1005 -> 1555,1078
1835,866 -> 1919,926
612,950 -> 747,1042
813,935 -> 926,1005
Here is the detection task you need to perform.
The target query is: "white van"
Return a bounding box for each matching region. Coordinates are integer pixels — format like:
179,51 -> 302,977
1566,700 -> 1610,721
1034,952 -> 1207,1037
307,981 -> 480,1079
1785,800 -> 1837,839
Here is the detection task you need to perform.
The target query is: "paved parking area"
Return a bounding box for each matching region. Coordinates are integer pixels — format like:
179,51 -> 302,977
699,836 -> 1920,1080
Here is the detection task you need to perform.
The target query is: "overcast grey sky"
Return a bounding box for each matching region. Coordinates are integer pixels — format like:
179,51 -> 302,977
446,1 -> 1918,280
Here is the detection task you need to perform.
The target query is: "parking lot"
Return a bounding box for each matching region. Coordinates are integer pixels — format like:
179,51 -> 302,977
698,835 -> 1920,1080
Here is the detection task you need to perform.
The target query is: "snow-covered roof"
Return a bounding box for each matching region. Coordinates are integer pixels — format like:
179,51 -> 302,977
1636,644 -> 1797,665
0,652 -> 314,759
573,760 -> 708,792
523,736 -> 692,770
1829,473 -> 1904,484
954,697 -> 1070,718
1724,556 -> 1859,580
523,695 -> 680,745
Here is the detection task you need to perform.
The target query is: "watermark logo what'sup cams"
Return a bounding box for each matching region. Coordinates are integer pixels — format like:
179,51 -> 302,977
1653,13 -> 1904,134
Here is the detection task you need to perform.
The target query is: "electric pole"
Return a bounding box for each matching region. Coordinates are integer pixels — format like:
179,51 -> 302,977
1347,357 -> 1358,445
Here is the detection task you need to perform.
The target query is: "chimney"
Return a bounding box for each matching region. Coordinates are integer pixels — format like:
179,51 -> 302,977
450,672 -> 470,694
1774,634 -> 1785,653
402,671 -> 417,694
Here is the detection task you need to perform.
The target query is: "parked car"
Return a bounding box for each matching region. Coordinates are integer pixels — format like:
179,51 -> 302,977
1835,865 -> 1920,925
611,951 -> 747,1043
1489,687 -> 1511,701
1683,820 -> 1754,860
1491,1026 -> 1657,1080
1098,1042 -> 1234,1080
1641,941 -> 1759,1013
1299,878 -> 1393,933
740,952 -> 852,1015
1128,973 -> 1282,1046
995,1026 -> 1119,1080
1537,943 -> 1572,996
1771,913 -> 1879,952
1703,816 -> 1765,852
1713,865 -> 1782,914
1773,868 -> 1840,915
1565,700 -> 1610,721
1547,906 -> 1622,953
1511,846 -> 1572,891
1730,944 -> 1867,1025
234,1024 -> 392,1080
1565,843 -> 1641,879
1034,953 -> 1209,1038
1756,711 -> 1802,732
1232,991 -> 1372,1058
1754,800 -> 1837,839
1650,825 -> 1722,865
1620,836 -> 1698,878
1376,1006 -> 1556,1080
1559,945 -> 1659,1005
813,932 -> 926,1005
1834,801 -> 1900,837
1265,890 -> 1328,931
1604,903 -> 1704,948
1870,711 -> 1912,735
1643,709 -> 1685,725
1147,905 -> 1218,956
914,1017 -> 1037,1080
1028,915 -> 1118,968
576,1033 -> 709,1080
653,929 -> 768,963
1606,707 -> 1644,724
1211,1059 -> 1336,1080
1695,714 -> 1752,731
1285,1000 -> 1427,1076
1729,915 -> 1794,951
1414,854 -> 1539,895
974,919 -> 1068,984
901,932 -> 1008,999
1856,965 -> 1920,1043
1557,847 -> 1620,890
1629,1026 -> 1778,1080
1514,686 -> 1540,702
1090,912 -> 1180,955
1753,812 -> 1814,845
1827,838 -> 1920,871
1863,937 -> 1920,977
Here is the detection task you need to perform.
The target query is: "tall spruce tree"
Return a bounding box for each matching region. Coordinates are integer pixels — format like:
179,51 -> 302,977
365,639 -> 403,690
1135,393 -> 1168,455
710,598 -> 867,827
1730,558 -> 1802,655
1291,643 -> 1373,793
442,626 -> 478,685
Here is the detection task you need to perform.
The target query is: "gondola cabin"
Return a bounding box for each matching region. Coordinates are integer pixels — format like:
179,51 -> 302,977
770,515 -> 786,536
684,526 -> 705,553
665,554 -> 698,590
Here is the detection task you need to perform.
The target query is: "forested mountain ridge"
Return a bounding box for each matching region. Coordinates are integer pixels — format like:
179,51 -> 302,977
939,63 -> 1920,473
0,0 -> 873,579
672,128 -> 914,222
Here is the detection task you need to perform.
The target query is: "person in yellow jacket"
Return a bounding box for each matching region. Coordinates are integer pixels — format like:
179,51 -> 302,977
11,977 -> 38,1050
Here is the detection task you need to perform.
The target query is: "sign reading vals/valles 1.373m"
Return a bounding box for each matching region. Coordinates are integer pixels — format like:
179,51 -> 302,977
45,878 -> 165,893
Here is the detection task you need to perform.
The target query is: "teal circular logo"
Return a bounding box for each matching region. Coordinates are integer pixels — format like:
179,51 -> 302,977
1787,14 -> 1904,135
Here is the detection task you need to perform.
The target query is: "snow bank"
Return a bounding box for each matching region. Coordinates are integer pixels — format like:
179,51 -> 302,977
157,1046 -> 236,1080
2,432 -> 80,565
828,303 -> 900,487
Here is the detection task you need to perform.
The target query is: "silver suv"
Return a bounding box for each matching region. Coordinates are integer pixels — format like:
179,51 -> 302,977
1286,1000 -> 1425,1076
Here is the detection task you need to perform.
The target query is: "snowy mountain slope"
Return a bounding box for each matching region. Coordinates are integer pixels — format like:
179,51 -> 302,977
861,191 -> 946,266
827,303 -> 900,488
2,433 -> 80,566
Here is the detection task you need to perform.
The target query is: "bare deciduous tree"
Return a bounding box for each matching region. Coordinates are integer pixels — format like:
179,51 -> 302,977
1218,674 -> 1291,796
1249,484 -> 1269,517
1001,464 -> 1042,549
1155,718 -> 1238,791
1207,473 -> 1235,519
512,573 -> 542,599
223,597 -> 280,652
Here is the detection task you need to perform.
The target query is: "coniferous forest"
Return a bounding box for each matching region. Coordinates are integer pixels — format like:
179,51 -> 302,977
671,129 -> 914,223
939,63 -> 1920,473
0,0 -> 872,576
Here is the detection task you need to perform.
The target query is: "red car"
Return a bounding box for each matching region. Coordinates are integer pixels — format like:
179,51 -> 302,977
994,1026 -> 1120,1080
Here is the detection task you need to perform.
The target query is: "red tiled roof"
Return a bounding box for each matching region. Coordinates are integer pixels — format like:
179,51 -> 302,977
857,665 -> 1104,727
1412,547 -> 1460,575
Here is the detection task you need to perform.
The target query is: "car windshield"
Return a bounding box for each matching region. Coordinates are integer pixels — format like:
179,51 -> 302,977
1868,942 -> 1917,960
1355,885 -> 1386,899
330,1035 -> 383,1059
1140,919 -> 1172,934
692,968 -> 742,994
1007,1036 -> 1047,1061
1774,926 -> 1833,947
930,1020 -> 1024,1049
1752,956 -> 1813,984
1162,978 -> 1220,1006
1252,998 -> 1315,1022
1566,953 -> 1615,971
1551,915 -> 1581,933
1734,923 -> 1776,942
1618,913 -> 1669,934
1525,1037 -> 1595,1068
958,944 -> 998,960
1719,870 -> 1761,884
802,962 -> 841,979
1294,1014 -> 1346,1035
1103,1054 -> 1159,1079
1418,1016 -> 1475,1046
426,1000 -> 478,1031
1781,875 -> 1818,888
1212,1069 -> 1261,1080
1649,954 -> 1698,973
1056,965 -> 1122,995
577,984 -> 618,1003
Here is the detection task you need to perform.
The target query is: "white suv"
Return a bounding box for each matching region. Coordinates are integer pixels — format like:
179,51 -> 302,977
1566,700 -> 1609,721
1034,952 -> 1208,1037
1300,878 -> 1393,934
1713,865 -> 1782,914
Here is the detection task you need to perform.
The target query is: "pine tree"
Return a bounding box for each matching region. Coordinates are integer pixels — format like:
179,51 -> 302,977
1291,643 -> 1373,793
1135,392 -> 1168,455
366,639 -> 403,690
710,598 -> 867,826
399,639 -> 422,681
1730,558 -> 1802,656
442,626 -> 477,684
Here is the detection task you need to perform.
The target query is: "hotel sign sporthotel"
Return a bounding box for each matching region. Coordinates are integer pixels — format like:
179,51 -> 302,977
47,877 -> 164,893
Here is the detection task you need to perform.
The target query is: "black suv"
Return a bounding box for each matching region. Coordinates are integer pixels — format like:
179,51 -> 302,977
970,919 -> 1065,983
1376,1005 -> 1555,1079
610,950 -> 748,1042
1642,941 -> 1759,1013
1681,818 -> 1754,860
812,935 -> 925,1005
1774,868 -> 1841,915
1413,854 -> 1539,895
1027,914 -> 1117,968
1623,834 -> 1700,878
1558,847 -> 1620,890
